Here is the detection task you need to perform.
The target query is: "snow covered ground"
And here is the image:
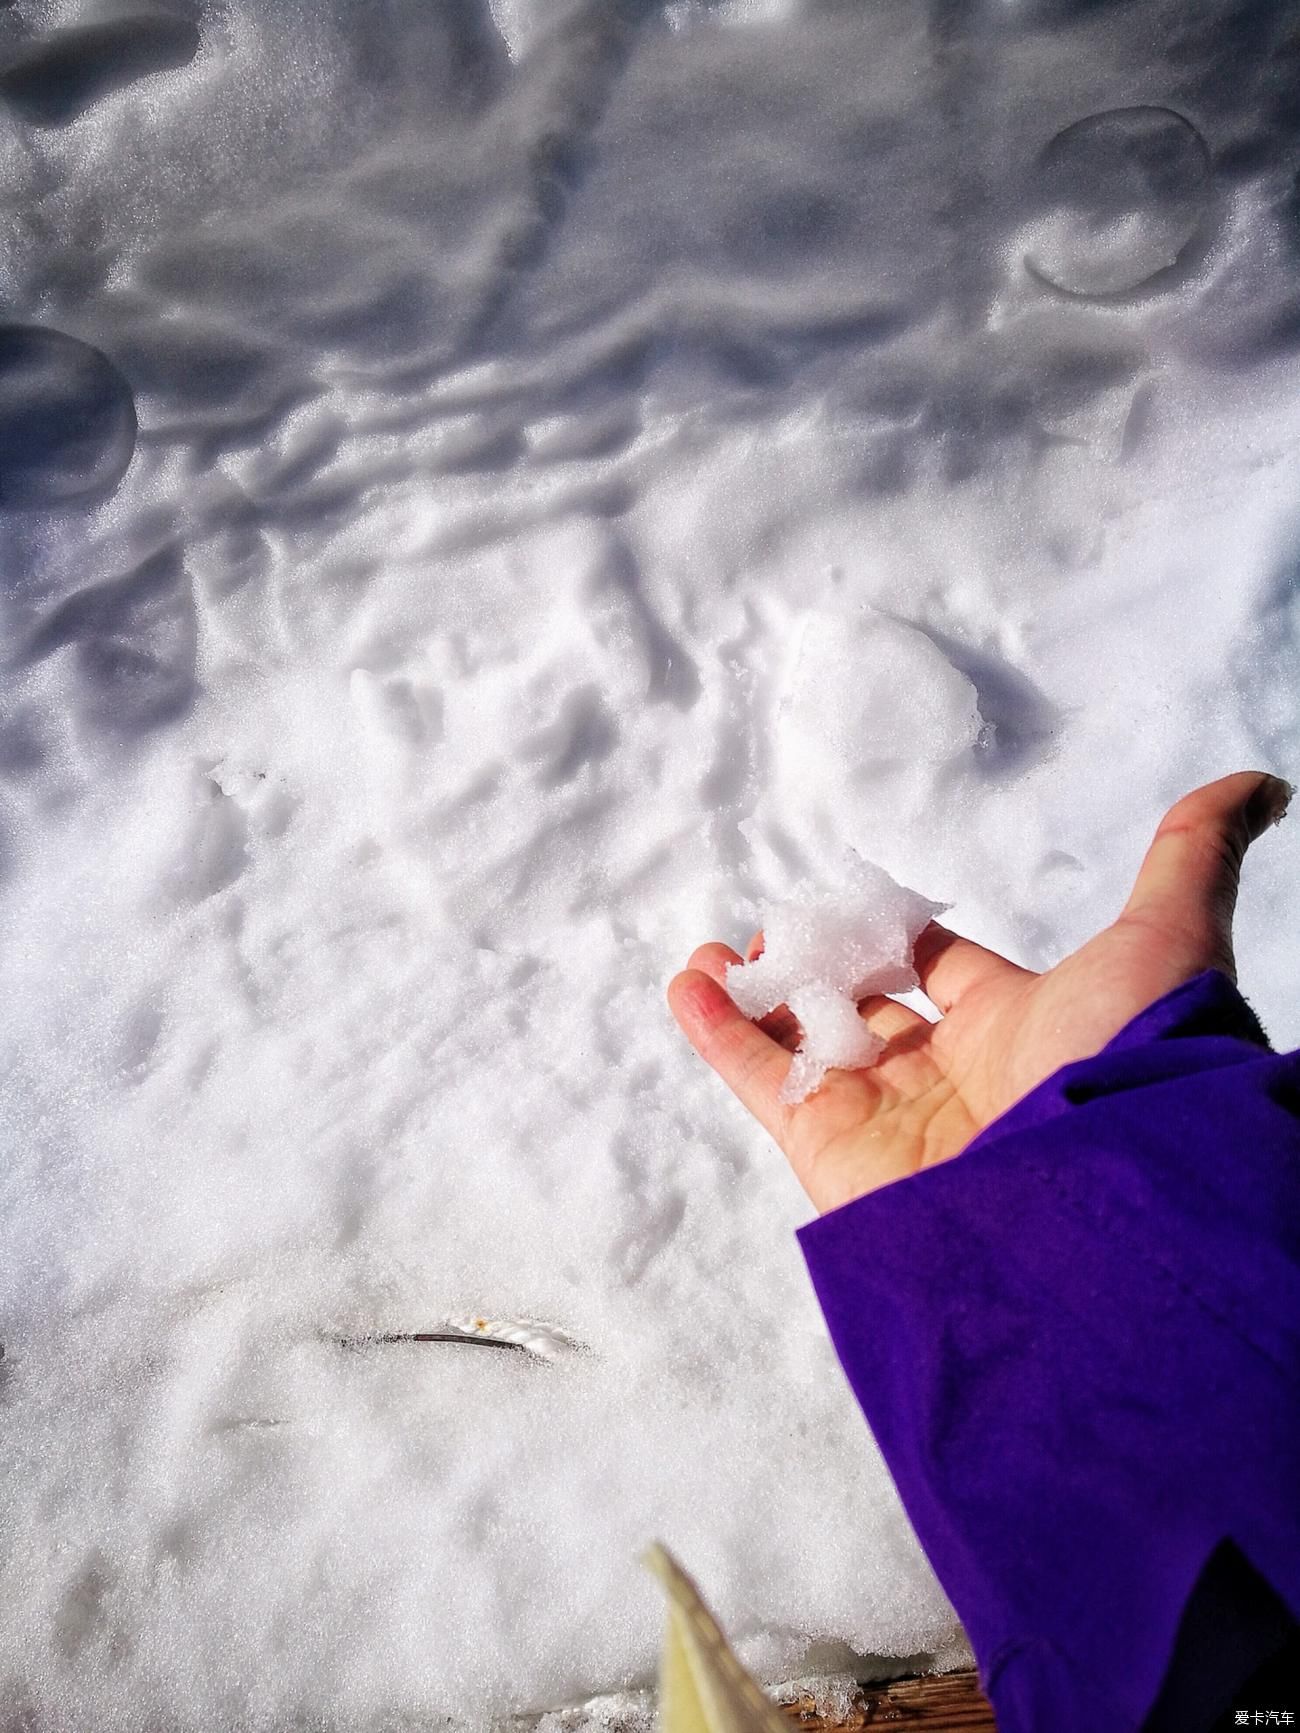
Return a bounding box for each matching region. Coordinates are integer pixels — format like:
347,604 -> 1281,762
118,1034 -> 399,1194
2,0 -> 1299,1726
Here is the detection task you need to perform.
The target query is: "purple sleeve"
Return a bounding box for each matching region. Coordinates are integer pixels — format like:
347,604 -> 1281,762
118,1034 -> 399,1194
797,970 -> 1300,1731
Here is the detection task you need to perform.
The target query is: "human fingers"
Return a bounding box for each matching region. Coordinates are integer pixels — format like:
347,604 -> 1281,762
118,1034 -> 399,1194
666,967 -> 792,1144
1117,771 -> 1292,979
912,921 -> 1032,1014
757,1006 -> 802,1051
687,934 -> 799,1048
857,993 -> 930,1044
686,940 -> 744,982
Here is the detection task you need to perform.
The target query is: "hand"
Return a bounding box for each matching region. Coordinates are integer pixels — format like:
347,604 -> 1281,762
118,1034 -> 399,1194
667,771 -> 1291,1213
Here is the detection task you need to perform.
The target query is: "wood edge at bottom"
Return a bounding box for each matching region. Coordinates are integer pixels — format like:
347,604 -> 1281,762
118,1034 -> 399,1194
778,1666 -> 995,1730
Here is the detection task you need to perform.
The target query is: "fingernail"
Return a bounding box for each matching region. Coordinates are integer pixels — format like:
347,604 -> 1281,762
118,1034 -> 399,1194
1246,775 -> 1293,835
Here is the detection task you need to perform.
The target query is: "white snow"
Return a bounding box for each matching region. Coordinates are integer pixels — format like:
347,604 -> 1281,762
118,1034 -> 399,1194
2,0 -> 1299,1727
725,855 -> 945,1102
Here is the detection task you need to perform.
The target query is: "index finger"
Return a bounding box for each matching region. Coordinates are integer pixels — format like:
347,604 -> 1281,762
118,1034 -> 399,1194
667,966 -> 792,1146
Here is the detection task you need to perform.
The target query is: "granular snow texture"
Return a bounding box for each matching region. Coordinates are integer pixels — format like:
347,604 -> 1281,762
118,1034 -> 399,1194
725,853 -> 945,1102
1,0 -> 1299,1728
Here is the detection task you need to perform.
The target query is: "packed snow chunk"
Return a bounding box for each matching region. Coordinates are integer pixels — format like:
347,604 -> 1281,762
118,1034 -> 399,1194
786,611 -> 983,772
782,984 -> 884,1103
772,610 -> 984,835
726,855 -> 946,1103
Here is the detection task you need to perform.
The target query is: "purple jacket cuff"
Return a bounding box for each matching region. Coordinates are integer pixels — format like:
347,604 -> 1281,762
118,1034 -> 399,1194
797,970 -> 1300,1731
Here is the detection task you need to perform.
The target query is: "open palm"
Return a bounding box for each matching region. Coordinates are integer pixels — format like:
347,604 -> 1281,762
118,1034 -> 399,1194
668,772 -> 1290,1213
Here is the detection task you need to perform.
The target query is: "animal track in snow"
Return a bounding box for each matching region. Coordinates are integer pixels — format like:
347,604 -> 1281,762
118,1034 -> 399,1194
0,325 -> 137,508
21,544 -> 196,738
0,11 -> 200,128
1024,106 -> 1212,297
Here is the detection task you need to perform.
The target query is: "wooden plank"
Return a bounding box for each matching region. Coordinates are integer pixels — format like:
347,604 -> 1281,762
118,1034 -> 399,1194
779,1668 -> 996,1730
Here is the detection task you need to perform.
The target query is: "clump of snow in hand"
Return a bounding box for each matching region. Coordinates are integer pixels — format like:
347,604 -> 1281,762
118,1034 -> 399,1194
727,856 -> 946,1102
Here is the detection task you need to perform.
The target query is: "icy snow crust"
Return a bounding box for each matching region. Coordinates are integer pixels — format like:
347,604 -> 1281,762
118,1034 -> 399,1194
1,0 -> 1299,1725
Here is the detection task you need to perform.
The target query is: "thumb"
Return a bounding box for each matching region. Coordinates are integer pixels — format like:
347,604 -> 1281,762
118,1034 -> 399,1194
1118,771 -> 1292,979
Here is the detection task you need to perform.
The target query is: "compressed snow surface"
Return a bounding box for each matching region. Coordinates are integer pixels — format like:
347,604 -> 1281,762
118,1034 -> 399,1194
726,857 -> 945,1102
2,0 -> 1300,1727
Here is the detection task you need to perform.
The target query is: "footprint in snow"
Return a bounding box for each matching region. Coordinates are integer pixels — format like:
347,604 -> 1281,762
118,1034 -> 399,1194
1024,106 -> 1212,297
